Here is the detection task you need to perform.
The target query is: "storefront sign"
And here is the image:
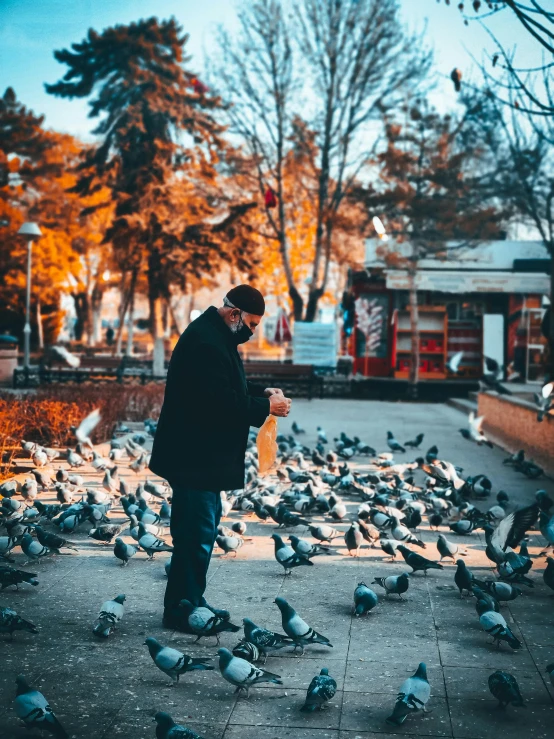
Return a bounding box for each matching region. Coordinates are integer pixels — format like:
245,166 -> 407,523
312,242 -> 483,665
385,270 -> 549,294
292,322 -> 337,367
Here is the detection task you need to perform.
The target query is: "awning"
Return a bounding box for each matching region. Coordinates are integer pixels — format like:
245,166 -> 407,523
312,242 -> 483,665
384,270 -> 550,294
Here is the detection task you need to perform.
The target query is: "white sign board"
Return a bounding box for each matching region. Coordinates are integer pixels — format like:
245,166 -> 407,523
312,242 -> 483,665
293,322 -> 337,367
385,270 -> 549,295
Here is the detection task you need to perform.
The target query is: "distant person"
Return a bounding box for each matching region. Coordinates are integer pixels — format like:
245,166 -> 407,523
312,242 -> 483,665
106,325 -> 115,346
149,285 -> 291,631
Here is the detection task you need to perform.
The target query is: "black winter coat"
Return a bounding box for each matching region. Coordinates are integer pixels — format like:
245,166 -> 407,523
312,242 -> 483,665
148,306 -> 270,491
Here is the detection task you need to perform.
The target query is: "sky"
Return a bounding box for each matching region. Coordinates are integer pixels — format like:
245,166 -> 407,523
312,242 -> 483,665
0,0 -> 538,140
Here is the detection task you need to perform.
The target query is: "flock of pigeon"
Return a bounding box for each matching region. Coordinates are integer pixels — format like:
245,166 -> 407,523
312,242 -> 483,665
1,407 -> 554,737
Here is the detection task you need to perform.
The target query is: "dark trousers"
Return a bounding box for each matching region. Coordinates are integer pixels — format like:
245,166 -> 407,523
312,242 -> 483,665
164,487 -> 222,611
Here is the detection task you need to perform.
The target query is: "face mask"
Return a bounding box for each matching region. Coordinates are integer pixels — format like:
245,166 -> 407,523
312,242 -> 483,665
233,312 -> 254,344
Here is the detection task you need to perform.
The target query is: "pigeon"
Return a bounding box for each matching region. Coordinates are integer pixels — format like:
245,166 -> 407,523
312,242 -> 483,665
344,522 -> 364,556
93,594 -> 126,638
0,565 -> 38,590
449,519 -> 476,536
372,573 -> 410,600
179,600 -> 240,643
231,521 -> 247,536
32,525 -> 78,553
437,534 -> 466,562
425,445 -> 439,464
88,524 -> 123,544
447,350 -> 464,374
0,535 -> 19,561
154,711 -> 205,739
398,545 -> 444,575
274,596 -> 332,654
543,556 -> 554,591
216,535 -> 244,558
535,381 -> 554,422
288,535 -> 330,560
309,524 -> 341,542
380,537 -> 400,561
113,537 -> 138,566
546,662 -> 554,687
14,675 -> 67,738
0,606 -> 38,638
454,560 -> 481,597
386,663 -> 430,726
144,637 -> 213,684
488,670 -> 525,708
317,426 -> 327,443
386,431 -> 405,453
300,667 -> 337,712
21,533 -> 54,562
484,504 -> 539,564
232,640 -> 261,663
404,433 -> 424,448
539,511 -> 554,554
483,581 -> 522,602
138,524 -> 174,559
353,582 -> 379,615
217,647 -> 282,696
292,421 -> 305,435
479,610 -> 521,649
271,533 -> 313,574
242,618 -> 292,662
391,522 -> 426,549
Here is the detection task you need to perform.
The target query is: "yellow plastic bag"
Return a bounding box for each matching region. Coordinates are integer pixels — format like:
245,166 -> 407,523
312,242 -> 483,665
257,415 -> 278,474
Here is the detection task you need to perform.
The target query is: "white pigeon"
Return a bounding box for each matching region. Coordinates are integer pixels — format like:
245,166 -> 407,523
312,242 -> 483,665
75,408 -> 100,448
52,344 -> 81,368
92,594 -> 125,638
386,662 -> 430,725
447,350 -> 464,374
217,647 -> 282,696
468,412 -> 491,445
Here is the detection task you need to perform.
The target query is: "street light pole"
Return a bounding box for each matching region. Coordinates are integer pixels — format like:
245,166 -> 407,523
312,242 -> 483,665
23,239 -> 32,369
17,222 -> 42,370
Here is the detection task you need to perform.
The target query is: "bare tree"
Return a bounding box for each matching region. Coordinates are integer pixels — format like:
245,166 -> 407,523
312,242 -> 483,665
214,0 -> 431,320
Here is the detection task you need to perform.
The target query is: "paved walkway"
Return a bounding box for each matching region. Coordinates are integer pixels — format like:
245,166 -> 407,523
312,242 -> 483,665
1,400 -> 553,739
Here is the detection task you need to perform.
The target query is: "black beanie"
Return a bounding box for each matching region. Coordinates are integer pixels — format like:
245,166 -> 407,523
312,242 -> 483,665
226,285 -> 265,316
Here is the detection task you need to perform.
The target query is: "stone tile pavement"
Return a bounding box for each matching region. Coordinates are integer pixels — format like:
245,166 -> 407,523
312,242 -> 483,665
0,400 -> 553,738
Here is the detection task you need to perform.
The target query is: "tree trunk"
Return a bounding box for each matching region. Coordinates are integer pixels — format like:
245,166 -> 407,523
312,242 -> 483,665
408,271 -> 420,398
305,287 -> 324,322
114,272 -> 130,356
91,285 -> 103,345
37,298 -> 44,350
125,271 -> 137,357
85,290 -> 94,346
151,296 -> 165,376
73,293 -> 89,342
547,255 -> 554,382
289,285 -> 304,322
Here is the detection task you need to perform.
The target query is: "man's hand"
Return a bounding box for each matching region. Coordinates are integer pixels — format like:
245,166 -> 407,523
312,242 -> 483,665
264,387 -> 284,397
269,393 -> 291,417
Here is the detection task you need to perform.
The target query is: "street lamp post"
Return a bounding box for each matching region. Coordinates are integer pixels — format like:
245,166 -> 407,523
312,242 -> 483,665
17,222 -> 42,370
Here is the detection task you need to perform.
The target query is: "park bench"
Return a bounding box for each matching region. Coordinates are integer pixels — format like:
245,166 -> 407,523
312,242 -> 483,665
243,361 -> 323,399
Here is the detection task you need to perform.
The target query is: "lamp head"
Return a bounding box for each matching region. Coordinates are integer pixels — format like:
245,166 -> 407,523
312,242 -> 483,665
17,222 -> 42,239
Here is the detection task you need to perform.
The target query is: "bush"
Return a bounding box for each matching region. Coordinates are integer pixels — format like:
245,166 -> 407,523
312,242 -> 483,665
0,384 -> 165,480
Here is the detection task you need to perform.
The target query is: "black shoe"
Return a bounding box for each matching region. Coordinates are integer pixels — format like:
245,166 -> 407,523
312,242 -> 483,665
162,608 -> 195,634
200,599 -> 230,620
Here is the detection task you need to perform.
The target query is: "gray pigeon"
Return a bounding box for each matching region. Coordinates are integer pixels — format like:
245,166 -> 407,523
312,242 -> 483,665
454,559 -> 480,597
372,573 -> 409,600
353,582 -> 379,616
216,535 -> 244,557
144,637 -> 213,684
179,600 -> 240,643
217,647 -> 282,696
437,533 -> 466,562
0,606 -> 38,638
288,535 -> 330,560
479,610 -> 521,650
398,545 -> 443,574
272,533 -> 313,574
274,596 -> 333,654
113,537 -> 138,566
344,522 -> 364,556
92,594 -> 125,638
0,565 -> 38,590
300,667 -> 337,712
386,662 -> 430,725
138,524 -> 173,559
232,640 -> 262,663
308,524 -> 341,542
0,536 -> 20,561
546,662 -> 554,687
483,581 -> 523,602
242,617 -> 293,663
488,670 -> 525,708
154,711 -> 205,739
14,675 -> 67,738
21,533 -> 53,562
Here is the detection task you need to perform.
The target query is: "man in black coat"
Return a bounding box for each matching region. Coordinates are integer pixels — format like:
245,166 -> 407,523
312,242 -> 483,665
149,284 -> 291,631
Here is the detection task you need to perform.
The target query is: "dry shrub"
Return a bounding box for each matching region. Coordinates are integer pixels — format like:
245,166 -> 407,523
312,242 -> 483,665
0,384 -> 165,480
